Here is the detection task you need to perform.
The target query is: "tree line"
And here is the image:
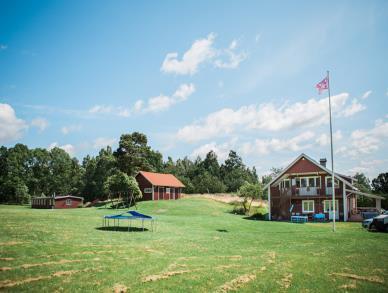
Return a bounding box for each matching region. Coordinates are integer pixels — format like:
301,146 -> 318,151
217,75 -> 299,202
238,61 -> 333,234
1,132 -> 387,208
0,132 -> 258,204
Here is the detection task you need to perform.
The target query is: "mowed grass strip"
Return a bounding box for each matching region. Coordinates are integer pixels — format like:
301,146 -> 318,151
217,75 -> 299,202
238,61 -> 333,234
0,198 -> 387,292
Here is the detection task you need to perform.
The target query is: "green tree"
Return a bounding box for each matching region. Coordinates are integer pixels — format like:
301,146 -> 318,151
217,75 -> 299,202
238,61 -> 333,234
103,171 -> 142,205
114,132 -> 161,176
353,172 -> 373,207
238,181 -> 263,214
192,171 -> 226,194
372,172 -> 388,209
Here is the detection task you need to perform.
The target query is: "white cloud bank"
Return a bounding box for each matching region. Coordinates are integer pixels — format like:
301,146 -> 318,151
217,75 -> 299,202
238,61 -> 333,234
48,142 -> 75,156
31,117 -> 49,132
176,93 -> 350,143
161,34 -> 246,75
88,84 -> 195,117
61,124 -> 82,135
142,83 -> 195,113
337,119 -> 388,157
93,137 -> 117,149
0,103 -> 28,143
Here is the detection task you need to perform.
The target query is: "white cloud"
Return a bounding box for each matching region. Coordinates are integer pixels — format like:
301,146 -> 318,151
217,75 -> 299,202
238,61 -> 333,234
88,105 -> 112,114
133,100 -> 144,113
241,131 -> 315,155
117,107 -> 131,117
93,137 -> 117,149
61,124 -> 81,135
0,44 -> 7,50
176,93 -> 349,143
361,90 -> 372,99
315,130 -> 342,146
337,119 -> 388,157
48,142 -> 75,156
161,34 -> 247,75
339,99 -> 366,117
0,103 -> 28,143
172,83 -> 195,101
161,33 -> 216,75
143,83 -> 195,113
348,159 -> 388,177
190,138 -> 237,161
255,34 -> 262,43
146,95 -> 174,113
214,40 -> 247,69
31,117 -> 49,132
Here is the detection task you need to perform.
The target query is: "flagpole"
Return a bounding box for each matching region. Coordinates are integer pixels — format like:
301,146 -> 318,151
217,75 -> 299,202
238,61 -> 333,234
327,70 -> 336,232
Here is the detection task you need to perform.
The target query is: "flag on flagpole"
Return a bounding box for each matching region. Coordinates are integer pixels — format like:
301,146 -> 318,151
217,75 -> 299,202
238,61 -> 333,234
316,76 -> 329,94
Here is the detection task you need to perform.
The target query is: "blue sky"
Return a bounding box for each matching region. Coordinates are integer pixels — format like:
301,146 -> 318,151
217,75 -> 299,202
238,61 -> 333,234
1,0 -> 387,178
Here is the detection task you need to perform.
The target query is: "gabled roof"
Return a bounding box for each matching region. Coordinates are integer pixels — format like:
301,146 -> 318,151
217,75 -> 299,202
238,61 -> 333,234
137,171 -> 185,188
263,153 -> 355,190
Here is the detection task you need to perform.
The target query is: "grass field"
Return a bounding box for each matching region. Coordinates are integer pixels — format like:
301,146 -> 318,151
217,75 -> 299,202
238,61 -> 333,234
0,198 -> 387,292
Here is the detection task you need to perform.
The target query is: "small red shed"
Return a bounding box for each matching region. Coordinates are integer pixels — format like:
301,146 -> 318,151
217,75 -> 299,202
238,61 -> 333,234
31,195 -> 84,209
135,171 -> 185,201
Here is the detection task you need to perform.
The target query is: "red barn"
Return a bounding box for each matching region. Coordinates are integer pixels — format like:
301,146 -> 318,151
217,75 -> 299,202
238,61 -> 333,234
31,195 -> 84,209
135,171 -> 185,201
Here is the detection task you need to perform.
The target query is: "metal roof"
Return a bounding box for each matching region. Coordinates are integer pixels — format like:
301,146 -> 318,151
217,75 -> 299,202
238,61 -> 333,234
137,171 -> 185,188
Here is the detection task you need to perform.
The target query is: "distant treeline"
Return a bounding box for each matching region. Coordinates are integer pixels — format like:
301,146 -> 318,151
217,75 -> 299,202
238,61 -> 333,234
0,132 -> 261,204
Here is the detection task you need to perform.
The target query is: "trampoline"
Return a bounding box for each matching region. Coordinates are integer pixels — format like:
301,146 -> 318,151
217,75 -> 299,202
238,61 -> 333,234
102,211 -> 157,232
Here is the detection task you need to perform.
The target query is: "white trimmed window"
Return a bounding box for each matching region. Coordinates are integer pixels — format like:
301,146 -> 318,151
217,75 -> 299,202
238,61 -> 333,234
325,177 -> 339,188
144,188 -> 152,193
166,188 -> 171,193
302,200 -> 314,213
323,200 -> 339,212
65,199 -> 72,206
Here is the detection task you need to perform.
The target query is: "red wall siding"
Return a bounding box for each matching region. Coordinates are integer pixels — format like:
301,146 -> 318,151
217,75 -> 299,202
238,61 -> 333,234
286,158 -> 325,174
136,173 -> 153,201
54,198 -> 82,209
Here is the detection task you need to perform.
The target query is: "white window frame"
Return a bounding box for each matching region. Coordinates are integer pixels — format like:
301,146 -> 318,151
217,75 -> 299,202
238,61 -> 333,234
65,199 -> 72,206
323,200 -> 339,213
302,200 -> 315,213
296,176 -> 320,188
281,179 -> 291,189
144,188 -> 152,193
166,188 -> 171,193
325,177 -> 339,188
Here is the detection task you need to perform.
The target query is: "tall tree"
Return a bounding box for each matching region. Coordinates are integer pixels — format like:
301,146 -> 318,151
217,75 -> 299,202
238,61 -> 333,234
372,172 -> 388,209
114,132 -> 161,176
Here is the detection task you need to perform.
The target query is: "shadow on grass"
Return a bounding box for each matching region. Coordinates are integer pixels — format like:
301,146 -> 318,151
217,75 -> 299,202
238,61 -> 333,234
96,226 -> 149,232
216,229 -> 228,232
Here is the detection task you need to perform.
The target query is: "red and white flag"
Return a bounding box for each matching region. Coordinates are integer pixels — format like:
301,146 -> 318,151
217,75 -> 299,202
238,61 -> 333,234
316,76 -> 329,94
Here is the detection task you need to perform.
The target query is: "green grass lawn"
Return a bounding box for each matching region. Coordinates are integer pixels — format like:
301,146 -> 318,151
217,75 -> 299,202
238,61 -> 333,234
0,198 -> 387,292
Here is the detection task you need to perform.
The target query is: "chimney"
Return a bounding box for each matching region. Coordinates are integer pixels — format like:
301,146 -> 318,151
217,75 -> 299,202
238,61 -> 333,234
320,158 -> 327,168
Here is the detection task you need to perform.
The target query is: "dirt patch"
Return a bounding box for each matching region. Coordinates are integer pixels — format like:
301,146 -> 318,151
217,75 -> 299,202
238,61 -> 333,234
143,270 -> 197,282
113,284 -> 128,293
330,273 -> 383,284
265,251 -> 276,264
20,259 -> 82,269
217,273 -> 256,292
0,257 -> 14,261
0,268 -> 99,289
0,267 -> 12,271
338,282 -> 357,290
279,273 -> 293,289
214,255 -> 242,260
0,241 -> 26,246
215,264 -> 242,270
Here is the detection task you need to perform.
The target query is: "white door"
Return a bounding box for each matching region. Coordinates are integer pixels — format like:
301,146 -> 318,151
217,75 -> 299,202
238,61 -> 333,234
325,200 -> 339,220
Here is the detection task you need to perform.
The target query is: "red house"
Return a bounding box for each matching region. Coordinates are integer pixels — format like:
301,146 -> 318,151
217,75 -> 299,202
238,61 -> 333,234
264,153 -> 384,221
31,195 -> 84,209
135,171 -> 185,201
